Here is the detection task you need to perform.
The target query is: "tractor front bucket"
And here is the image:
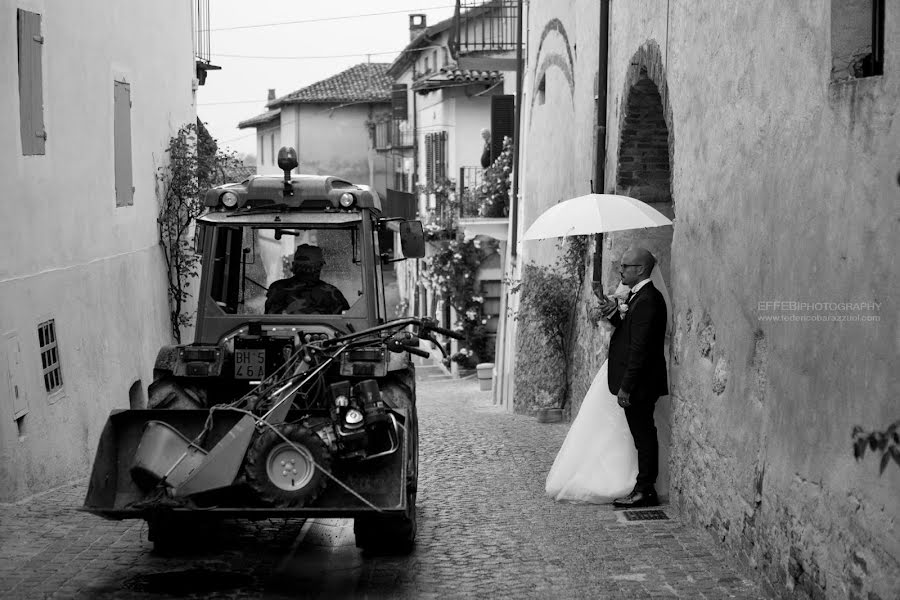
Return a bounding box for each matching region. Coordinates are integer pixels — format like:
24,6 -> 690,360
82,408 -> 409,520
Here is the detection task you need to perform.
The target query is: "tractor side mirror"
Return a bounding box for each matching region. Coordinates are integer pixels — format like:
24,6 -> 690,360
399,221 -> 425,258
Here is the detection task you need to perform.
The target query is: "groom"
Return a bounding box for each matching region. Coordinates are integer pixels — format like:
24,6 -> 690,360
598,247 -> 668,508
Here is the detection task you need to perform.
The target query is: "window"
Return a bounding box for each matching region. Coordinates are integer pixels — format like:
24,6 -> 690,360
424,56 -> 430,74
270,134 -> 275,165
831,0 -> 885,80
208,225 -> 365,317
114,81 -> 133,206
260,134 -> 265,165
537,74 -> 547,105
433,50 -> 438,70
391,83 -> 408,120
17,9 -> 45,155
37,320 -> 63,393
424,131 -> 447,185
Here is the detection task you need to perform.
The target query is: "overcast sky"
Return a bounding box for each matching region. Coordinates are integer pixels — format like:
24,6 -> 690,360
197,1 -> 457,158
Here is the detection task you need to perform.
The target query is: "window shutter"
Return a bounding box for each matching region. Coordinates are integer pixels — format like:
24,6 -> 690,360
490,94 -> 515,163
437,131 -> 447,181
391,83 -> 408,121
114,81 -> 134,207
425,133 -> 434,185
17,9 -> 45,155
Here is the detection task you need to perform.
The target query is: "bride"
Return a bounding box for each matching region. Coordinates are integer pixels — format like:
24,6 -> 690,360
545,262 -> 671,503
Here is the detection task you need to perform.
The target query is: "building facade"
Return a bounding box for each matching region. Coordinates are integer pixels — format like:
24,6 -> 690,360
507,1 -> 898,598
0,0 -> 198,501
389,9 -> 518,367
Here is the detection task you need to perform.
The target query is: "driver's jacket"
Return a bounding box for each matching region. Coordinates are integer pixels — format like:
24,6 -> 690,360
264,276 -> 350,315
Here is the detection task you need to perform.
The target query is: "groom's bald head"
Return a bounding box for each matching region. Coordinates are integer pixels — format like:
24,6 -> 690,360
620,247 -> 656,286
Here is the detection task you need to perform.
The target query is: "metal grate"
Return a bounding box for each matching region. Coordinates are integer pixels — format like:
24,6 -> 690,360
622,509 -> 669,521
454,0 -> 519,55
37,319 -> 63,393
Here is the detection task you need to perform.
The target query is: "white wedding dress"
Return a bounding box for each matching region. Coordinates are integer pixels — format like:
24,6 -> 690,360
545,359 -> 638,502
545,264 -> 671,504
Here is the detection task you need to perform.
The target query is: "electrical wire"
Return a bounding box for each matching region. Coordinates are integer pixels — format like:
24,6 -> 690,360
210,5 -> 454,32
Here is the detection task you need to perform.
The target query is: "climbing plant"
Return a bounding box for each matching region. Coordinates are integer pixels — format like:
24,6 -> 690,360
513,236 -> 588,409
156,120 -> 243,342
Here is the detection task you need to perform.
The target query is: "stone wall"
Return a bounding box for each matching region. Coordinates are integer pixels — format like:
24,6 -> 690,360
517,1 -> 899,598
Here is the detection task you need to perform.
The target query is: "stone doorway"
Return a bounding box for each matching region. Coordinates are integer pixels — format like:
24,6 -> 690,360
599,41 -> 675,497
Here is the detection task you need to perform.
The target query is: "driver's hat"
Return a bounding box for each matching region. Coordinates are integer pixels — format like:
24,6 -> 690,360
293,244 -> 324,267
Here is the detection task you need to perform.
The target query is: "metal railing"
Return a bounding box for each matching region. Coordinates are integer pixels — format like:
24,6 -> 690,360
458,166 -> 484,218
194,0 -> 211,64
453,0 -> 519,56
374,119 -> 414,151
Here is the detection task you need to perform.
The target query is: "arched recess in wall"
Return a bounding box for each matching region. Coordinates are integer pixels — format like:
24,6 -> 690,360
600,40 -> 675,294
528,18 -> 576,129
601,39 -> 676,496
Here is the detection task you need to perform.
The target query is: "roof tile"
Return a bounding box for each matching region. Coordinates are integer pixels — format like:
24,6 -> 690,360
270,63 -> 392,106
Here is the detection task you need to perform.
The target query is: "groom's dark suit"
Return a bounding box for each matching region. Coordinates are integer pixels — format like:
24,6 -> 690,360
606,281 -> 668,493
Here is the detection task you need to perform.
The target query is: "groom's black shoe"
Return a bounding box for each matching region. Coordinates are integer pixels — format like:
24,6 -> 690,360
613,489 -> 659,508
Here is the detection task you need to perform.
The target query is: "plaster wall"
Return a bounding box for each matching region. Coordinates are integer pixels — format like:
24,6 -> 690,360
517,0 -> 899,597
447,92 -> 493,177
0,0 -> 195,500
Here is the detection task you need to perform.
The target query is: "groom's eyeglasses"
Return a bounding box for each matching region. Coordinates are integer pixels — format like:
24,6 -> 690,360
619,264 -> 642,269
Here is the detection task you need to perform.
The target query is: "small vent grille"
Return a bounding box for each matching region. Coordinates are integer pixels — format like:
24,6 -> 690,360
38,319 -> 63,393
622,509 -> 669,521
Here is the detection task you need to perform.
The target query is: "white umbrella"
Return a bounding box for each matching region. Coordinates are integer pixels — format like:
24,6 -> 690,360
522,194 -> 672,240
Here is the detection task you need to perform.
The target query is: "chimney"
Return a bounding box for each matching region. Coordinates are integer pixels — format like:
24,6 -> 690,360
267,88 -> 276,102
409,14 -> 426,41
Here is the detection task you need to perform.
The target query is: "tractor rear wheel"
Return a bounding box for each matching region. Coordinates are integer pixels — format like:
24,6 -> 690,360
243,423 -> 331,507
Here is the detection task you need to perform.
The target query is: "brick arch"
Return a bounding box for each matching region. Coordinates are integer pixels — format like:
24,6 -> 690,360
616,40 -> 674,207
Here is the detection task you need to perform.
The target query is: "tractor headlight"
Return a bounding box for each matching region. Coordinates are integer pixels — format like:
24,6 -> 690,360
339,192 -> 356,208
221,191 -> 239,208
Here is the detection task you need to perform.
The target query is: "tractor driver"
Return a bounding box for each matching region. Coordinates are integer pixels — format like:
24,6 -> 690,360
264,244 -> 350,315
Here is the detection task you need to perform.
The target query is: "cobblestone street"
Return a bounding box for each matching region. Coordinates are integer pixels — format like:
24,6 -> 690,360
0,375 -> 769,599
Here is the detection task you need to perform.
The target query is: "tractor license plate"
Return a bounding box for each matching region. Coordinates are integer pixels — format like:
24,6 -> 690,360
234,349 -> 265,379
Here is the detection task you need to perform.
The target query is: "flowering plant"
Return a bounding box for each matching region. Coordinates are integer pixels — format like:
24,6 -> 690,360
474,136 -> 513,218
419,236 -> 500,369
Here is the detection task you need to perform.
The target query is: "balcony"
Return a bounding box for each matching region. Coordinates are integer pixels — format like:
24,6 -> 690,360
451,0 -> 520,72
193,0 -> 220,85
457,165 -> 510,242
374,119 -> 414,151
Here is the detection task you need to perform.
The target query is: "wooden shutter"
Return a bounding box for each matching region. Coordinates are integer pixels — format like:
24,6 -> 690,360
490,95 -> 515,162
391,83 -> 408,121
17,10 -> 45,155
114,81 -> 134,207
425,133 -> 434,185
437,131 -> 447,181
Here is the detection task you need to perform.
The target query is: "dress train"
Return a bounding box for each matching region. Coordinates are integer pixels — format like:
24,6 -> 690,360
545,360 -> 638,503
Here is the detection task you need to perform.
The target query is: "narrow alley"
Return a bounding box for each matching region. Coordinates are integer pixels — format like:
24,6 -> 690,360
0,372 -> 767,599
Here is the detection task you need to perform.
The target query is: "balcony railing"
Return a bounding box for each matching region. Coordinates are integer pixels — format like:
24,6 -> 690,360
459,166 -> 484,218
452,0 -> 519,56
374,119 -> 414,151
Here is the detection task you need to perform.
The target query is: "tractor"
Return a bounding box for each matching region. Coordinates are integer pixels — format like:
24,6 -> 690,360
82,147 -> 461,554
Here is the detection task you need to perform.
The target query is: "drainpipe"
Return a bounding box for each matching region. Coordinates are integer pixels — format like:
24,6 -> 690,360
595,0 -> 609,195
509,0 -> 524,256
